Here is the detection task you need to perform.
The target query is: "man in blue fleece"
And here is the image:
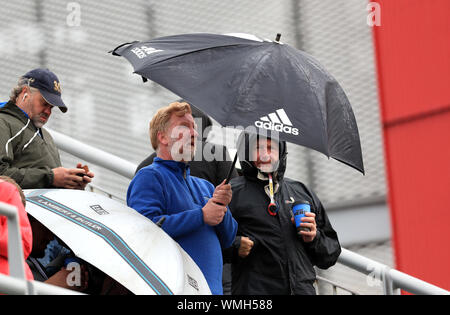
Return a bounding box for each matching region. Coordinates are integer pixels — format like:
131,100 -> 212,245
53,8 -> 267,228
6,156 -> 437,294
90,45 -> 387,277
127,101 -> 237,295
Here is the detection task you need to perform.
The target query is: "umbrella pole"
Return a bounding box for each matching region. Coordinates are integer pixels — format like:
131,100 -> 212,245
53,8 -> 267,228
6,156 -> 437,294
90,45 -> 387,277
225,152 -> 238,184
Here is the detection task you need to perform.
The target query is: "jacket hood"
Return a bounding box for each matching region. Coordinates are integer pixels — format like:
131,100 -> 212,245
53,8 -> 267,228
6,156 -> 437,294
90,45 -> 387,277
0,101 -> 43,158
1,101 -> 29,124
236,131 -> 287,181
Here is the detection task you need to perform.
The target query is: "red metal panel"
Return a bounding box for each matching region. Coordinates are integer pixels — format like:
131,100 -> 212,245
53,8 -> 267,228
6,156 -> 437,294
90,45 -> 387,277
384,112 -> 450,290
374,0 -> 450,123
373,0 -> 450,291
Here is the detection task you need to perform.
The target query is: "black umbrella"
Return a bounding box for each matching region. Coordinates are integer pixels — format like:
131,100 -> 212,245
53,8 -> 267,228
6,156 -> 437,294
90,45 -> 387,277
111,33 -> 364,175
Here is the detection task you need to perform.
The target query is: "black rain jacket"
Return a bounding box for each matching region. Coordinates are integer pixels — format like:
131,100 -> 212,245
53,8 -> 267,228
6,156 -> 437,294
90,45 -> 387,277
227,132 -> 341,295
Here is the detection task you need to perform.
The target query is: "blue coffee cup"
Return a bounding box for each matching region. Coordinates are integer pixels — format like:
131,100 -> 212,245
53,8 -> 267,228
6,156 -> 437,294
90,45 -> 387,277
293,200 -> 310,232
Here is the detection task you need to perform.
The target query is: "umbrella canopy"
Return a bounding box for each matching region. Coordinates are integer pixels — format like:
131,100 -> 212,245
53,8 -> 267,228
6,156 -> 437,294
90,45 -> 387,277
24,189 -> 211,295
111,33 -> 364,174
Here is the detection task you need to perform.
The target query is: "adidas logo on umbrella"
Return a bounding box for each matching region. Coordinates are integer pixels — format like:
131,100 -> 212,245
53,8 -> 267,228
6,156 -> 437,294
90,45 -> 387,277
255,109 -> 300,136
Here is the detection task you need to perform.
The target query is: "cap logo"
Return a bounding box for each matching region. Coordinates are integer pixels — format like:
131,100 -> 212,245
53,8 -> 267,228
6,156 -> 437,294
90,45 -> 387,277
53,81 -> 61,93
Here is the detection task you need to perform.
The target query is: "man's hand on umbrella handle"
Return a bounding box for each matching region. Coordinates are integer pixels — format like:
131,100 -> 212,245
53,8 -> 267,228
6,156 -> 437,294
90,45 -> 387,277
202,198 -> 227,226
238,236 -> 254,258
212,179 -> 232,206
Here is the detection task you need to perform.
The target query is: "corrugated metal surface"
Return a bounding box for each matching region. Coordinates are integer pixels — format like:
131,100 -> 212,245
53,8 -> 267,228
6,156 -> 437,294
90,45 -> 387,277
317,241 -> 395,295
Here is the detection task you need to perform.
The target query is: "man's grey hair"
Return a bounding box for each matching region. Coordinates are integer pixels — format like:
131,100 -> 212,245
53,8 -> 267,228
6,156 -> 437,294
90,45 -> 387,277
9,77 -> 38,102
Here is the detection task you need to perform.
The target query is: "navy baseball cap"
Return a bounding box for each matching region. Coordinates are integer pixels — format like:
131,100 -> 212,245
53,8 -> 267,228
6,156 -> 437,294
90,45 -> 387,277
22,68 -> 68,113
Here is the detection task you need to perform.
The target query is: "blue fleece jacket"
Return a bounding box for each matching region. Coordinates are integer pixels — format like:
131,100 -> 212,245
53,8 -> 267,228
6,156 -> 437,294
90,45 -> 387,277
126,157 -> 237,295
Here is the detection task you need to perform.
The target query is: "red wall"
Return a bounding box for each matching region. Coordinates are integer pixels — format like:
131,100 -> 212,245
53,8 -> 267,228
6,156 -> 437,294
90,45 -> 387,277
373,0 -> 450,291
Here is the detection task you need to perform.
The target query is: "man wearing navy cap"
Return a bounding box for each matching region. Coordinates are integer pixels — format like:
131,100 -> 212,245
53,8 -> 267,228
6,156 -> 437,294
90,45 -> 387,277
0,68 -> 94,189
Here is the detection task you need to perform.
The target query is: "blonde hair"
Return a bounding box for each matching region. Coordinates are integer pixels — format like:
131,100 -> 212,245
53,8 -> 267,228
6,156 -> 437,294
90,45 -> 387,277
150,102 -> 192,150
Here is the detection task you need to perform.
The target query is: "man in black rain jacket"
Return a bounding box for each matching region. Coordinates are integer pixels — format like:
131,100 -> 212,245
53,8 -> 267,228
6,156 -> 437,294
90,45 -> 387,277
227,132 -> 341,295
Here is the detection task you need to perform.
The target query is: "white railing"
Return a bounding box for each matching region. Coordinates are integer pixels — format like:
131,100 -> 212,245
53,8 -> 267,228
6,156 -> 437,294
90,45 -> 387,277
48,128 -> 136,179
0,273 -> 83,295
87,182 -> 126,203
337,248 -> 448,295
315,275 -> 359,295
1,202 -> 26,280
0,202 -> 83,295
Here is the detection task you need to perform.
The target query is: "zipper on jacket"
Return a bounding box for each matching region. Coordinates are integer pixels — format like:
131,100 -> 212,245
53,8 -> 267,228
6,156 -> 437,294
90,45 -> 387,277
183,167 -> 200,205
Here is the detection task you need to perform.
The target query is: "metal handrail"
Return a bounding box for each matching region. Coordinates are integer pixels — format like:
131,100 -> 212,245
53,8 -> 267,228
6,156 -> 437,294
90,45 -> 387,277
0,202 -> 26,280
338,248 -> 449,295
87,183 -> 126,203
0,202 -> 83,295
0,273 -> 84,295
47,128 -> 137,179
315,275 -> 359,295
42,130 -> 450,295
